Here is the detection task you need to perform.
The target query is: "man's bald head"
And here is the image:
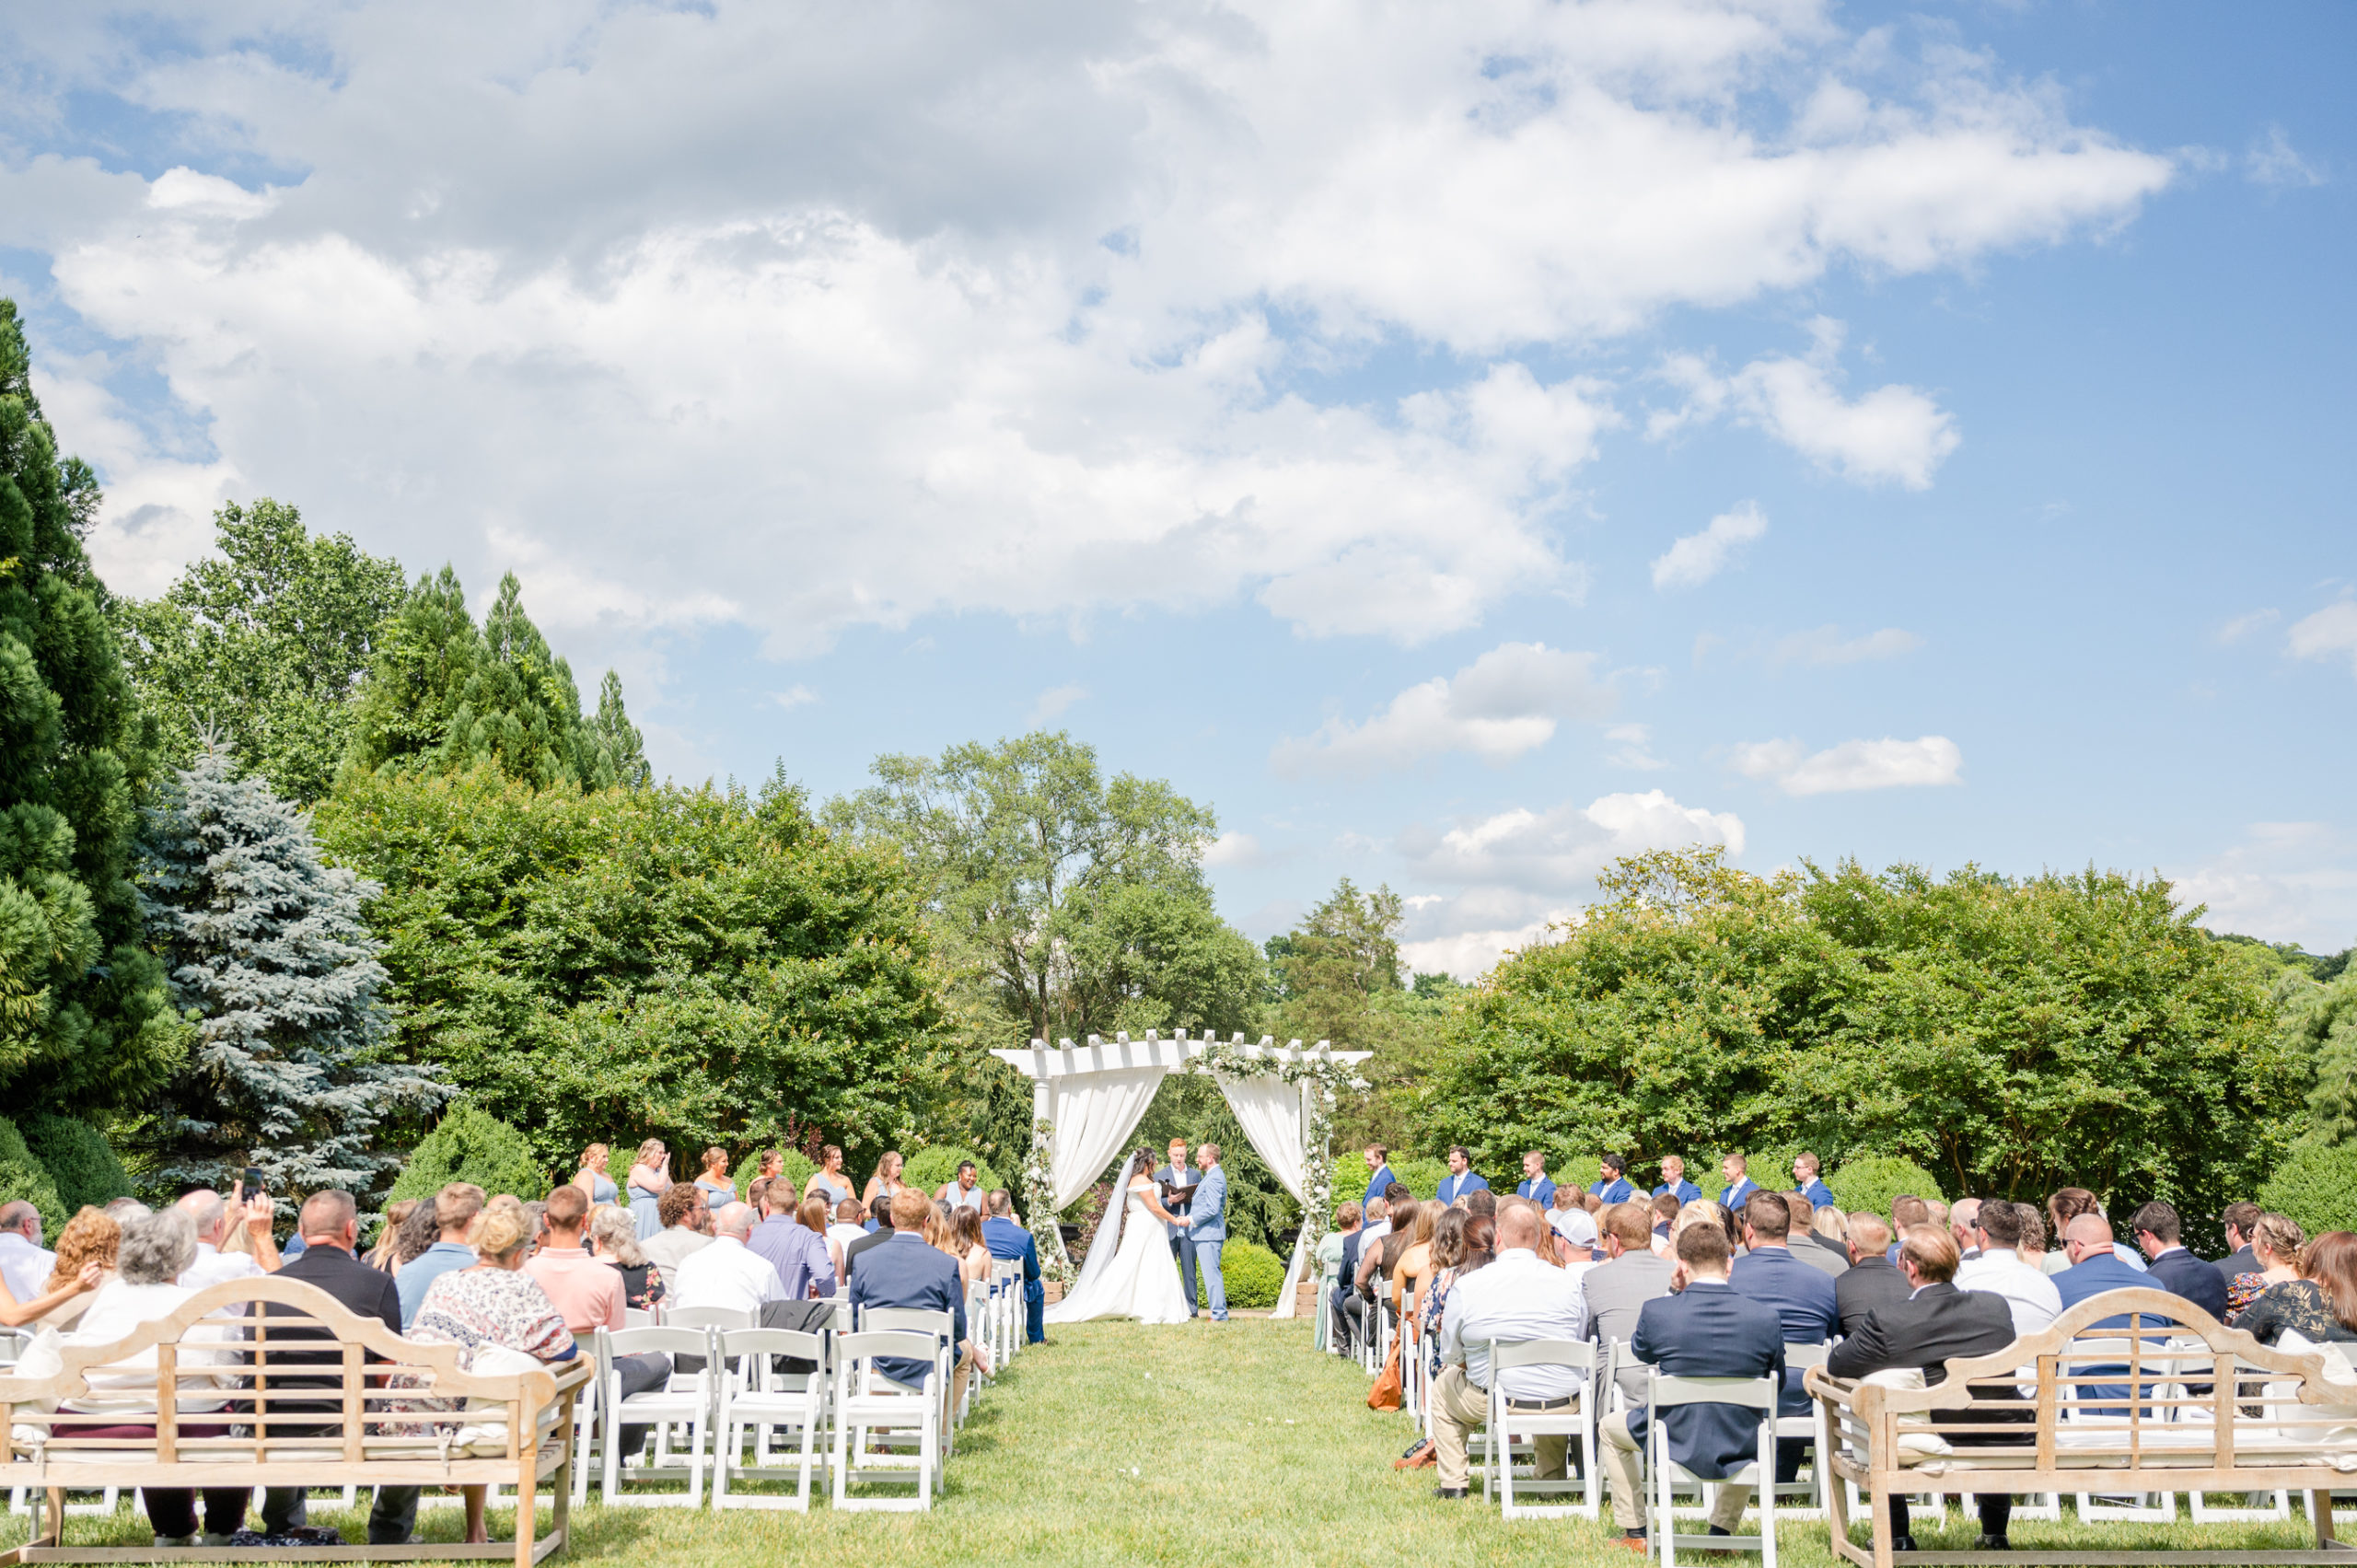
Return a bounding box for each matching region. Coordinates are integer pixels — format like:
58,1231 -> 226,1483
713,1202 -> 756,1240
2065,1214 -> 2114,1249
1495,1202 -> 1542,1252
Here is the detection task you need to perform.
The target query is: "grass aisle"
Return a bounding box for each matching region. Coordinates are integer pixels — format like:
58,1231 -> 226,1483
32,1316 -> 2326,1565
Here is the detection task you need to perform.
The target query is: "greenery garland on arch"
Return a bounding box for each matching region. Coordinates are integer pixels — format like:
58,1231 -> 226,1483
1167,1035 -> 1367,1260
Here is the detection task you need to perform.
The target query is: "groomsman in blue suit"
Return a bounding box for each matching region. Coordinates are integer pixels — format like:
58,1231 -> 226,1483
1791,1152 -> 1836,1210
981,1190 -> 1045,1344
1718,1153 -> 1760,1211
1589,1152 -> 1635,1205
1361,1145 -> 1397,1211
1515,1150 -> 1555,1207
1653,1155 -> 1701,1205
1436,1145 -> 1490,1205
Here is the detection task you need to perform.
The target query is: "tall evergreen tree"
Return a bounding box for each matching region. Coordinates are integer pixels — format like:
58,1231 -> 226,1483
111,498 -> 408,805
0,297 -> 184,1115
140,746 -> 446,1197
343,568 -> 647,791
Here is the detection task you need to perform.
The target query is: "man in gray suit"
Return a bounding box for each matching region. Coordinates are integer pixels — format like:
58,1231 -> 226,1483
1582,1201 -> 1675,1406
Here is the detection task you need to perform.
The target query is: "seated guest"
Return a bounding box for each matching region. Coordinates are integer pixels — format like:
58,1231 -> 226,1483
400,1208 -> 577,1546
1782,1194 -> 1849,1278
62,1209 -> 248,1549
641,1183 -> 712,1272
1427,1202 -> 1586,1500
2236,1229 -> 2357,1347
397,1183 -> 484,1329
2046,1187 -> 2145,1273
2013,1202 -> 2052,1272
849,1189 -> 987,1432
1790,1152 -> 1835,1210
1600,1221 -> 1784,1547
528,1185 -> 622,1333
367,1200 -> 416,1272
804,1194 -> 850,1293
1956,1198 -> 2061,1336
843,1195 -> 899,1274
671,1202 -> 788,1316
0,1200 -> 56,1302
1550,1203 -> 1599,1263
1547,1184 -> 1584,1234
1729,1191 -> 1836,1485
1393,1199 -> 1442,1319
1516,1150 -> 1555,1206
1318,1201 -> 1361,1278
749,1180 -> 835,1299
982,1190 -> 1045,1345
1837,1214 -> 1909,1337
31,1207 -> 119,1330
1435,1145 -> 1489,1205
1585,1202 -> 1675,1411
1460,1214 -> 1498,1273
589,1202 -> 666,1311
828,1197 -> 872,1257
2214,1202 -> 2260,1289
2228,1212 -> 2305,1321
2131,1199 -> 2228,1320
1813,1205 -> 1851,1248
1949,1198 -> 1984,1263
1464,1188 -> 1497,1222
384,1201 -> 439,1273
1829,1225 -> 2027,1553
945,1206 -> 992,1289
2054,1214 -> 2177,1411
1336,1197 -> 1382,1354
178,1188 -> 279,1287
1653,1156 -> 1701,1205
1889,1195 -> 1930,1260
1649,1192 -> 1679,1256
255,1191 -> 407,1541
1589,1152 -> 1635,1205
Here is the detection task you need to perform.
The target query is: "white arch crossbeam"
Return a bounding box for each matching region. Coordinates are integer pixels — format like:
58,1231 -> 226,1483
988,1029 -> 1369,1078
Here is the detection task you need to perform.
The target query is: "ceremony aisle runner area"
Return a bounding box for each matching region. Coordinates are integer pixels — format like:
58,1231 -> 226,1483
37,1320 -> 2321,1567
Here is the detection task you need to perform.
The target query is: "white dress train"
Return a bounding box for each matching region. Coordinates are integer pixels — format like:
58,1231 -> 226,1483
1047,1181 -> 1191,1325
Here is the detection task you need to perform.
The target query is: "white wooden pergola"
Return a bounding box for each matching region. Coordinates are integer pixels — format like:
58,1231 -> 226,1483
990,1028 -> 1370,1318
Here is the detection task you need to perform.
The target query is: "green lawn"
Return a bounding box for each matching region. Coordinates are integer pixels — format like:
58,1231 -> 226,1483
17,1316 -> 2334,1565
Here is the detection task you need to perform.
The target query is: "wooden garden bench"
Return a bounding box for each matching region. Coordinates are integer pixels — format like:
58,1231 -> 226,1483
1806,1287 -> 2357,1567
0,1275 -> 590,1565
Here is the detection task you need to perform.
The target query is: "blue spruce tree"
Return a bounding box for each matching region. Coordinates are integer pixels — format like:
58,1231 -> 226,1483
140,745 -> 445,1197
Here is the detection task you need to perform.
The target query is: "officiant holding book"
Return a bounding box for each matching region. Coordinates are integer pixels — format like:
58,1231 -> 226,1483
1155,1139 -> 1202,1318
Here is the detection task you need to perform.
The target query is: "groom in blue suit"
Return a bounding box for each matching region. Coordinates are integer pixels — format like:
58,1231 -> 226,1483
1190,1144 -> 1229,1322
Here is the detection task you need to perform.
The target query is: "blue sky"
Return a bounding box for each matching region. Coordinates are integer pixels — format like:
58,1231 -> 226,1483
2,0 -> 2351,970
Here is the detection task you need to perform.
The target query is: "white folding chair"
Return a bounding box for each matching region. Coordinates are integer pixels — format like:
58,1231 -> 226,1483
1486,1339 -> 1600,1519
990,1260 -> 1024,1367
860,1307 -> 964,1451
713,1328 -> 830,1511
1649,1371 -> 1780,1568
831,1330 -> 946,1512
595,1324 -> 717,1507
1312,1261 -> 1341,1353
1768,1342 -> 1829,1520
2063,1333 -> 2177,1523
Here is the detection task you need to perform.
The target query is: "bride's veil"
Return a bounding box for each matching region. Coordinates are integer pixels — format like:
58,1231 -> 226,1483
1050,1150 -> 1141,1321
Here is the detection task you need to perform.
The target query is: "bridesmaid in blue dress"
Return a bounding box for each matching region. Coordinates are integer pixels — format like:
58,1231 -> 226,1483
625,1139 -> 672,1239
572,1143 -> 619,1205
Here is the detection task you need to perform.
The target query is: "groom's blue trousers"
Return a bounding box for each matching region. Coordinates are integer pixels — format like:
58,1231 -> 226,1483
1197,1239 -> 1227,1321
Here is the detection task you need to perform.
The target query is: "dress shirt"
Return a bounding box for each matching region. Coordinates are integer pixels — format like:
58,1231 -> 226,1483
396,1241 -> 478,1329
1589,1176 -> 1634,1205
827,1222 -> 869,1256
1436,1171 -> 1491,1204
0,1234 -> 56,1302
671,1236 -> 789,1315
180,1240 -> 265,1291
1955,1247 -> 2062,1337
1518,1175 -> 1556,1206
1438,1247 -> 1589,1400
1795,1178 -> 1837,1210
525,1246 -> 625,1333
642,1225 -> 713,1273
772,1225 -> 840,1300
1654,1179 -> 1702,1204
746,1214 -> 805,1293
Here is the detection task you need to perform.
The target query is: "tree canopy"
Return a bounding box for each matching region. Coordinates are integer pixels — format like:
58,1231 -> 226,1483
111,499 -> 407,805
0,297 -> 184,1119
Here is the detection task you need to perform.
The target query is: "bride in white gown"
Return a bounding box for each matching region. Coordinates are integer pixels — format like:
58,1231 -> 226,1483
1046,1144 -> 1192,1326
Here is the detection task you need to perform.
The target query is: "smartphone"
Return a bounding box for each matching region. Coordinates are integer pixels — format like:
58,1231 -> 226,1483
241,1166 -> 267,1194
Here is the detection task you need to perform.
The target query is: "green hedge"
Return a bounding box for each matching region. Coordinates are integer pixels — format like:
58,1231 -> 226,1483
389,1107 -> 551,1206
20,1114 -> 131,1214
1198,1238 -> 1286,1309
2258,1141 -> 2357,1237
1825,1155 -> 1946,1220
901,1146 -> 1005,1199
0,1117 -> 68,1237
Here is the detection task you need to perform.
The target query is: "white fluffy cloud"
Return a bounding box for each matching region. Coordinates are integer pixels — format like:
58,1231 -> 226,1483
2171,822 -> 2357,953
1271,641 -> 1613,773
1652,501 -> 1768,589
1769,624 -> 1924,666
2287,601 -> 2357,676
1729,735 -> 1963,795
1399,916 -> 1569,983
1399,788 -> 1746,893
1652,319 -> 1959,487
0,0 -> 2168,668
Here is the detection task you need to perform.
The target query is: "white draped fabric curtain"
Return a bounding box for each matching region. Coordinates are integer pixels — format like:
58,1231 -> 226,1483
1214,1072 -> 1310,1318
1047,1065 -> 1167,1209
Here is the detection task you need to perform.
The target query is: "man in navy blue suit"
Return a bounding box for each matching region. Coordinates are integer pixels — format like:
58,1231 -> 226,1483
1588,1152 -> 1634,1205
1790,1152 -> 1835,1211
1599,1221 -> 1784,1549
1728,1191 -> 1837,1485
1515,1150 -> 1555,1207
1435,1145 -> 1490,1205
2054,1213 -> 2173,1412
981,1190 -> 1044,1345
1717,1153 -> 1759,1211
2130,1200 -> 2229,1321
1361,1145 -> 1397,1211
851,1190 -> 981,1429
1653,1155 -> 1701,1205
